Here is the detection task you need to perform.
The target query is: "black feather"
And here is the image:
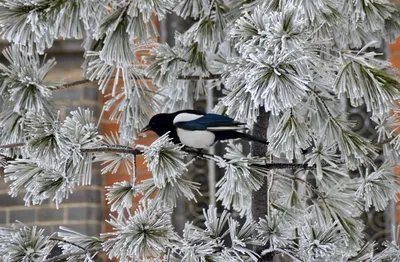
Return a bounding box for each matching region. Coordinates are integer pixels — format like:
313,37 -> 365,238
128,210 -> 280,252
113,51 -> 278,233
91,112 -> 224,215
143,110 -> 268,148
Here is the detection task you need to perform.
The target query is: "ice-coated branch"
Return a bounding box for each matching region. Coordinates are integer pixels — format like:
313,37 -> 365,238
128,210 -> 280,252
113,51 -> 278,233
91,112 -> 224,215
49,237 -> 88,252
0,142 -> 25,149
0,141 -> 311,170
81,145 -> 143,155
85,144 -> 311,170
176,74 -> 222,80
57,79 -> 92,90
375,137 -> 394,147
183,146 -> 310,170
53,73 -> 221,92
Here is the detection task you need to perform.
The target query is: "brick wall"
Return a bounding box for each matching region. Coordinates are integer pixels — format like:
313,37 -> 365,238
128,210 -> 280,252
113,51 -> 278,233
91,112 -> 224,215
0,41 -> 105,238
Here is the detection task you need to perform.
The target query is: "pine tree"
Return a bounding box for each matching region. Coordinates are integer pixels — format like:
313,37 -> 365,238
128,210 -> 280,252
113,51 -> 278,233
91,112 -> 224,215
1,0 -> 400,261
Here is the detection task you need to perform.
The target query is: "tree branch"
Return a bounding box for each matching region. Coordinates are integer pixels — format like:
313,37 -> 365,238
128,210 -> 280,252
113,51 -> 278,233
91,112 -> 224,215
0,143 -> 25,149
251,108 -> 273,262
54,73 -> 222,91
180,146 -> 311,170
57,79 -> 92,90
49,237 -> 87,251
0,142 -> 311,170
81,145 -> 142,155
84,145 -> 310,170
375,137 -> 393,147
177,74 -> 222,80
132,154 -> 137,185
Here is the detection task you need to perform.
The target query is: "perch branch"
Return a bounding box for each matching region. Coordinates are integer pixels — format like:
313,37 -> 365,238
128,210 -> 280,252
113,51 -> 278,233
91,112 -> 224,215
84,145 -> 311,170
0,142 -> 312,170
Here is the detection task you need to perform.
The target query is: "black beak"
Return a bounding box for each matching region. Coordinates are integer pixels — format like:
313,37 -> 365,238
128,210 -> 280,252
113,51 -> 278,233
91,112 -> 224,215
141,124 -> 151,133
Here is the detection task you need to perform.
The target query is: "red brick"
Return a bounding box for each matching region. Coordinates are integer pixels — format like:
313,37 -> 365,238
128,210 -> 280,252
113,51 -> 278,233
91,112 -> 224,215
389,38 -> 400,53
390,53 -> 400,69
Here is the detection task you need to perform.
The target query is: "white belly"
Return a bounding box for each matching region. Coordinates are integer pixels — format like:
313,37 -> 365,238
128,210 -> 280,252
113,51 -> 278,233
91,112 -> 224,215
176,128 -> 216,149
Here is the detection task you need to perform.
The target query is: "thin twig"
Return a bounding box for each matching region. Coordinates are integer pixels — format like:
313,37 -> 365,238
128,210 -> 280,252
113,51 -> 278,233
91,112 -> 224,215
375,137 -> 393,147
132,154 -> 137,185
55,75 -> 128,90
56,73 -> 222,91
177,74 -> 222,80
284,175 -> 329,201
207,0 -> 217,18
166,247 -> 172,262
267,172 -> 274,219
0,142 -> 25,149
182,147 -> 312,170
253,162 -> 310,169
49,237 -> 87,251
307,87 -> 339,125
44,247 -> 103,262
57,79 -> 92,89
81,146 -> 142,155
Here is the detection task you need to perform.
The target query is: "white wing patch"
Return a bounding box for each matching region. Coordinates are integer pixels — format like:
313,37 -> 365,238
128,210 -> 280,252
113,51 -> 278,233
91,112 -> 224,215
173,113 -> 203,124
207,126 -> 246,131
174,112 -> 246,130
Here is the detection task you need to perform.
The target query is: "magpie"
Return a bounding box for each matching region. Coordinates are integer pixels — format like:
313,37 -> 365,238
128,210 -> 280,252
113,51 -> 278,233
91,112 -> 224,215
141,110 -> 268,149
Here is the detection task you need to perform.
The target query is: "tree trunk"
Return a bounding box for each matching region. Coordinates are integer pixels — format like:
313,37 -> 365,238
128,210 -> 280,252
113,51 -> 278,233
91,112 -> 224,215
251,108 -> 273,262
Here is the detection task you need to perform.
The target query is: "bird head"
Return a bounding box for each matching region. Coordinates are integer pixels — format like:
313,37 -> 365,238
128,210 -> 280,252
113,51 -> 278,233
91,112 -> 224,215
141,113 -> 173,137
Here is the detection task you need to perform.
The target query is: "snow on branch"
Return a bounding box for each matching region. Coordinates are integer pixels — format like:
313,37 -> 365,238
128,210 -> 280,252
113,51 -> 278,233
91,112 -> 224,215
3,108 -> 101,206
102,200 -> 177,261
1,1 -> 400,262
0,222 -> 55,262
0,0 -> 106,54
335,50 -> 400,117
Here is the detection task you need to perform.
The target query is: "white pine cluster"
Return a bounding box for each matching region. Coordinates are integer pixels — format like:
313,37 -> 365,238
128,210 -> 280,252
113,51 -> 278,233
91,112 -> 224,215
0,0 -> 400,261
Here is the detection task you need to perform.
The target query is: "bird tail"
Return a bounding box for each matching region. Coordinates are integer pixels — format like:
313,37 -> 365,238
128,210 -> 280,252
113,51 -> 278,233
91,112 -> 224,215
236,132 -> 268,145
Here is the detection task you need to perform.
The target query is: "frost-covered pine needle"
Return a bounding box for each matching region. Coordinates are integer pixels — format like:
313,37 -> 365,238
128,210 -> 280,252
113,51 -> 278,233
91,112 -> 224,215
0,222 -> 54,262
143,133 -> 188,187
102,200 -> 177,261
